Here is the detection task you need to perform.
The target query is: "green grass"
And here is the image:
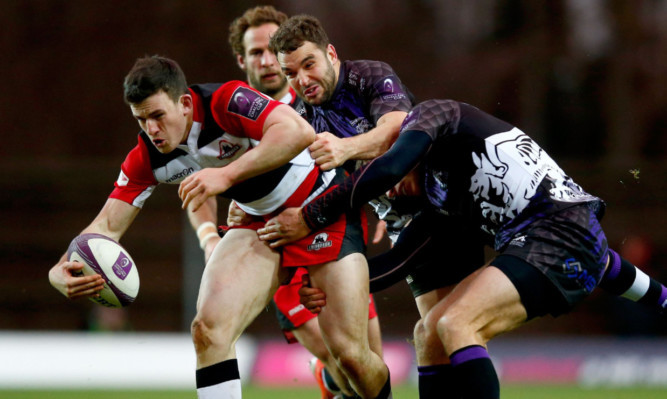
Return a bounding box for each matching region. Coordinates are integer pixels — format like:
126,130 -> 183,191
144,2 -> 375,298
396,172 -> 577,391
2,385 -> 667,398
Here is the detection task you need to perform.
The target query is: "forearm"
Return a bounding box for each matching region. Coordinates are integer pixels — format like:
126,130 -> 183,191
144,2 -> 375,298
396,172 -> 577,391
81,198 -> 140,242
302,130 -> 431,230
223,106 -> 315,185
343,111 -> 406,160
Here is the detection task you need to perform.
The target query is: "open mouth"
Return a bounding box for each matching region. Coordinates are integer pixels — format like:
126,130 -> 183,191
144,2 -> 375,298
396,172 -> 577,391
303,85 -> 319,98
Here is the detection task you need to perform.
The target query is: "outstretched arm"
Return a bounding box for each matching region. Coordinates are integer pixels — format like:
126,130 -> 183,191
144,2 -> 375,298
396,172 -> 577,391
49,198 -> 140,299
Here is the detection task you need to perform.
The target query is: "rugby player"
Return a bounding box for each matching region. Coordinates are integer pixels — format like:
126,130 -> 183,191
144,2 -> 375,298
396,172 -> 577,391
225,6 -> 383,398
268,14 -> 469,398
258,99 -> 667,398
48,56 -> 392,399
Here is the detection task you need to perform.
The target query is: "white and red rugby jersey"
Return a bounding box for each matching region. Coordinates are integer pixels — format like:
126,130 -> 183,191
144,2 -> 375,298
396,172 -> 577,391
110,81 -> 330,216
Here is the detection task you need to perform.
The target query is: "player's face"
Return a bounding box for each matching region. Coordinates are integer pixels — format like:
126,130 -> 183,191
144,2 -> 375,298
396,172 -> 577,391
130,90 -> 190,154
279,41 -> 338,105
238,23 -> 288,98
388,168 -> 422,198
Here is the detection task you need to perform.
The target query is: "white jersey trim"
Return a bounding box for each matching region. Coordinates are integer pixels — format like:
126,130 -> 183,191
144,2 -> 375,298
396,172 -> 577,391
235,148 -> 318,216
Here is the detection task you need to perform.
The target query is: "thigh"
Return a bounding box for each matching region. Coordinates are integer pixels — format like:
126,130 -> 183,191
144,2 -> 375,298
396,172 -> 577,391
197,228 -> 282,331
428,265 -> 527,350
308,253 -> 370,350
414,286 -> 455,318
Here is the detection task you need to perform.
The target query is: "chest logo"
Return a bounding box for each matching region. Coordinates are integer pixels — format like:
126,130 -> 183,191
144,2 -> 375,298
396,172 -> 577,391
218,139 -> 241,160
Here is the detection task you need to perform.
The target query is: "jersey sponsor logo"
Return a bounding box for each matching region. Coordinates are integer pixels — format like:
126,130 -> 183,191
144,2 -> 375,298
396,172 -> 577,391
562,257 -> 597,293
228,86 -> 270,121
288,304 -> 306,316
116,170 -> 129,187
350,117 -> 372,134
307,232 -> 333,251
217,139 -> 241,160
165,167 -> 195,183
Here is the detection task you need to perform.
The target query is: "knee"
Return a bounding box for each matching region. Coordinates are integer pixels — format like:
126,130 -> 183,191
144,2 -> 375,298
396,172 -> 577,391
434,306 -> 470,347
330,345 -> 366,375
414,318 -> 447,364
413,318 -> 431,346
191,316 -> 213,354
191,310 -> 227,354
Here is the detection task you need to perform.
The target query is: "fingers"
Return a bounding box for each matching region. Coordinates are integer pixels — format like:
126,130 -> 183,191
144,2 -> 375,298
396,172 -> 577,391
180,182 -> 205,211
372,220 -> 387,244
68,277 -> 105,299
301,273 -> 311,287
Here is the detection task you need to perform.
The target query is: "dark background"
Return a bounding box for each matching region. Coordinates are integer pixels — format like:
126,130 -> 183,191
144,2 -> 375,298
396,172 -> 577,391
1,0 -> 665,338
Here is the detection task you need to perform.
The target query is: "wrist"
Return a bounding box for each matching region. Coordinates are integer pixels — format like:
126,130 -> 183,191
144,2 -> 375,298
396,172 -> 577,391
196,222 -> 219,249
199,232 -> 219,250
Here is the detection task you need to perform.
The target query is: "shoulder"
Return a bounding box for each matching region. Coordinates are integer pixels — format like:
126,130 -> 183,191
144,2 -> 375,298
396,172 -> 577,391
211,80 -> 276,121
344,59 -> 398,80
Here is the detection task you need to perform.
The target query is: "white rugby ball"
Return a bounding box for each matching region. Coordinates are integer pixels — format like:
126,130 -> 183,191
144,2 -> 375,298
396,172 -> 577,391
67,233 -> 140,308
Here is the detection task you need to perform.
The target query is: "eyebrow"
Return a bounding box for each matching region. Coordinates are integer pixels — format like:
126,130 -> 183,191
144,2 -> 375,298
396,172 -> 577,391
282,54 -> 316,73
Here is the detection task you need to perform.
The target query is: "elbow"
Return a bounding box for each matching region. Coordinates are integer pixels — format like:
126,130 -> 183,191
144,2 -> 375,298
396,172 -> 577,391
297,122 -> 317,149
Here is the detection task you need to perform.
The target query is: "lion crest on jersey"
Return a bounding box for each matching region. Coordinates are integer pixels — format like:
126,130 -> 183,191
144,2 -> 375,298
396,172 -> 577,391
469,128 -> 581,230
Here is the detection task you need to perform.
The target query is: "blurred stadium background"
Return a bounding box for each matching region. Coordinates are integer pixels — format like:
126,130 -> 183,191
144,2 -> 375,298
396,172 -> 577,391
1,0 -> 666,396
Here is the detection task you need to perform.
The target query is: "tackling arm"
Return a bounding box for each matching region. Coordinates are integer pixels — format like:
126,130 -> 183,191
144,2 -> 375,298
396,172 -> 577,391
310,111 -> 407,170
179,104 -> 316,211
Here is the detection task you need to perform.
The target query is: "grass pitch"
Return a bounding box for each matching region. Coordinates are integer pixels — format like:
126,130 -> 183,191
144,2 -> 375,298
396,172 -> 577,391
2,385 -> 667,398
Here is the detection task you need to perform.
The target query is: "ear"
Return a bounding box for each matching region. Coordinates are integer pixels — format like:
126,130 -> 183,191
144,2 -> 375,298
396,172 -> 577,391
236,53 -> 247,71
180,93 -> 193,116
326,44 -> 338,64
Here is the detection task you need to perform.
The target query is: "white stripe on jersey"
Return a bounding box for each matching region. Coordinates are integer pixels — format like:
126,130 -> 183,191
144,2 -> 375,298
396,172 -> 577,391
235,148 -> 321,216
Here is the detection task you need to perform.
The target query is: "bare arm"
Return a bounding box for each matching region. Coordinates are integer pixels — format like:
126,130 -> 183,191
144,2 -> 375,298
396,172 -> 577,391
309,111 -> 407,170
179,104 -> 316,211
48,198 -> 140,299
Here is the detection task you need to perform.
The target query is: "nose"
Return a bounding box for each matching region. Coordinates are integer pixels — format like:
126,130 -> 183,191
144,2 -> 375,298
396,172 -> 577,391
145,119 -> 159,135
296,69 -> 310,88
260,50 -> 275,67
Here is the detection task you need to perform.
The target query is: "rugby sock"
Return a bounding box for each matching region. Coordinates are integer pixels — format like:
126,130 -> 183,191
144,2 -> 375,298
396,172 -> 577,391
196,359 -> 241,398
450,345 -> 499,399
600,249 -> 667,312
418,363 -> 459,399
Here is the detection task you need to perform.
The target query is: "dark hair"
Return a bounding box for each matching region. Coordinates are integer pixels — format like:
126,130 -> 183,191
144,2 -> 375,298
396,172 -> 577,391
268,14 -> 330,54
123,56 -> 188,104
228,5 -> 288,57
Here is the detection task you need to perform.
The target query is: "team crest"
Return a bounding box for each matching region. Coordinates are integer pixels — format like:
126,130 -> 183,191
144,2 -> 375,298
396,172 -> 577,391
227,86 -> 270,121
218,139 -> 241,160
307,233 -> 333,251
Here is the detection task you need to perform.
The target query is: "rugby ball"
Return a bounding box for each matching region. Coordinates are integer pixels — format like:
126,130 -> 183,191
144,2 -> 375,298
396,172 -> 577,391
67,233 -> 140,308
